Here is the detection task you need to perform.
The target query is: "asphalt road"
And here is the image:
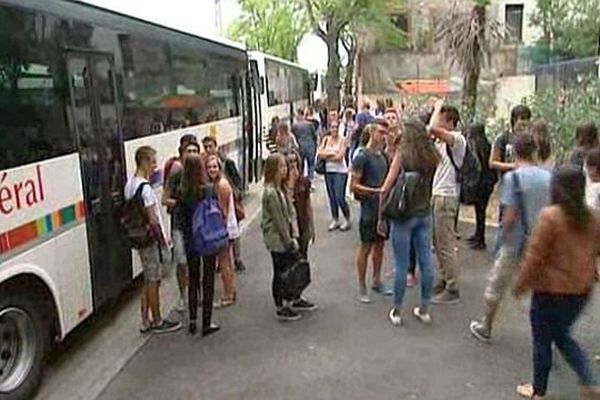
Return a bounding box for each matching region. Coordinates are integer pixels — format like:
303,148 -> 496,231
95,185 -> 600,400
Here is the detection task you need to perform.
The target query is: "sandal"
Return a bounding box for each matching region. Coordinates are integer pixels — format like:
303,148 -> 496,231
214,296 -> 236,309
516,383 -> 543,399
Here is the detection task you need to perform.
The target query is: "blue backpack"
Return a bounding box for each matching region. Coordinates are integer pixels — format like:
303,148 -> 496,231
192,195 -> 229,256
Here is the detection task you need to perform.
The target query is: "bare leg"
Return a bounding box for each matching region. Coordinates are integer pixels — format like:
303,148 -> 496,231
176,264 -> 188,299
357,243 -> 373,290
146,282 -> 161,324
217,246 -> 236,301
371,241 -> 385,285
140,286 -> 150,326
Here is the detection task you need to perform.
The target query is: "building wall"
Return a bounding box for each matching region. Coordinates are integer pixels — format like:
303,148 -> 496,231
495,0 -> 542,46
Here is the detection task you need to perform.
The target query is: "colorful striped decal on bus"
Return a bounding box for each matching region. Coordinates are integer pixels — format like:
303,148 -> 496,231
0,201 -> 86,255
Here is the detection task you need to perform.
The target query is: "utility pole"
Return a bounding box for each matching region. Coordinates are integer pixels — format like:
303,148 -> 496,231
215,0 -> 223,36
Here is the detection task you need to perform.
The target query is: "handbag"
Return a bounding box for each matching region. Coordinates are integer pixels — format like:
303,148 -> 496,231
281,253 -> 312,300
315,157 -> 326,175
382,170 -> 420,220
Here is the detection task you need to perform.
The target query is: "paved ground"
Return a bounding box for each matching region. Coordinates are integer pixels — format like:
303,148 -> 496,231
89,184 -> 600,400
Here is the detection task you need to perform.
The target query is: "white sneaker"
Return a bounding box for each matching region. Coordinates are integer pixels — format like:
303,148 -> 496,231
358,294 -> 372,304
175,297 -> 186,313
328,220 -> 340,231
412,307 -> 432,324
339,219 -> 352,231
388,308 -> 402,326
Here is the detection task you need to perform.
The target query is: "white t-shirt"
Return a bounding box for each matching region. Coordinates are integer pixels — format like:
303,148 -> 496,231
323,136 -> 348,174
124,176 -> 167,244
586,182 -> 600,211
432,131 -> 466,198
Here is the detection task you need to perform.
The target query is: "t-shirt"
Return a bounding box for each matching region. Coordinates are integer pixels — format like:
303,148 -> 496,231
355,111 -> 374,128
292,120 -> 317,150
493,131 -> 516,180
352,148 -> 388,221
586,182 -> 600,210
124,175 -> 167,244
501,166 -> 551,257
432,132 -> 466,197
166,169 -> 185,230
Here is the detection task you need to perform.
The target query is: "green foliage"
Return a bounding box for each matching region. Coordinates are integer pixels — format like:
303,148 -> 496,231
525,78 -> 600,162
529,0 -> 600,63
228,0 -> 308,61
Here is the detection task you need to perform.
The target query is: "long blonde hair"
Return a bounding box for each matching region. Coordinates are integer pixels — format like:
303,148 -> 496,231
264,153 -> 285,187
398,118 -> 440,173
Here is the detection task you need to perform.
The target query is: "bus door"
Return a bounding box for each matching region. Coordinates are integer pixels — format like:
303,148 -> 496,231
65,51 -> 131,308
249,60 -> 262,179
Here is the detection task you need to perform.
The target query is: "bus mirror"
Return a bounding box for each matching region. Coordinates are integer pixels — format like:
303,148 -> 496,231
260,77 -> 265,95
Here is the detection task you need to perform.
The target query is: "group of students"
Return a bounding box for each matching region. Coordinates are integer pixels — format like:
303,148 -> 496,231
125,134 -> 246,337
265,96 -> 600,398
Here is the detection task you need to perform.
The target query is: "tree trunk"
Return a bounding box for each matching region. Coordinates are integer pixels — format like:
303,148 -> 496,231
462,5 -> 486,123
344,40 -> 357,97
325,21 -> 341,112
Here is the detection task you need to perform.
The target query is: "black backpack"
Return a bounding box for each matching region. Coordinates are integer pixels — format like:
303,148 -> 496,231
447,140 -> 482,205
120,182 -> 156,249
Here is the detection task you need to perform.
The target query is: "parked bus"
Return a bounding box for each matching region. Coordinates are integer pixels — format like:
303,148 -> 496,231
0,0 -> 254,398
248,51 -> 312,157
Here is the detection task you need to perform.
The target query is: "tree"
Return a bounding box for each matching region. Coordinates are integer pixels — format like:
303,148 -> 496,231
302,0 -> 406,110
529,0 -> 600,63
435,0 -> 503,123
228,0 -> 308,62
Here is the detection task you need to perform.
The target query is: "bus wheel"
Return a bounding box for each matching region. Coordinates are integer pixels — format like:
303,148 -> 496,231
0,294 -> 48,400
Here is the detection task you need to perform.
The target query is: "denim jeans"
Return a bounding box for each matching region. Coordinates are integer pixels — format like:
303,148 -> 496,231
390,216 -> 435,309
324,172 -> 350,221
531,293 -> 597,396
299,145 -> 316,182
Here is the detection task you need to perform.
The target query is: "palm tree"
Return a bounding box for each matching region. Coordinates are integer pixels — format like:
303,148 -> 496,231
435,0 -> 503,122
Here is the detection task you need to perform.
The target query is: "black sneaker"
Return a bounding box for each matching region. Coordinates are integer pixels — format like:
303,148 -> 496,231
291,298 -> 318,312
431,290 -> 460,305
202,323 -> 221,337
276,307 -> 302,321
152,320 -> 183,334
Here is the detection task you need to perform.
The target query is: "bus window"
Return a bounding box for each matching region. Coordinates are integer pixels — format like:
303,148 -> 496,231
0,58 -> 76,170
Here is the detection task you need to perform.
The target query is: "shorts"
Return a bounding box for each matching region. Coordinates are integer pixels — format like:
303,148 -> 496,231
138,245 -> 163,283
484,246 -> 518,303
171,229 -> 188,266
359,218 -> 386,244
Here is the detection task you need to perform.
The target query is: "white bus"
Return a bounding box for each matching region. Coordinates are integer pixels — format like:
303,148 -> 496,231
0,1 -> 257,398
248,51 -> 312,157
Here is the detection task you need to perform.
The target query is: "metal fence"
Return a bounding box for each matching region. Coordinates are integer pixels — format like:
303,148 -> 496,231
532,56 -> 600,93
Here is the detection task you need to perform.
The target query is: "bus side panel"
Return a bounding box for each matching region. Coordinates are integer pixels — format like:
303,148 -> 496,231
122,118 -> 243,278
0,154 -> 93,337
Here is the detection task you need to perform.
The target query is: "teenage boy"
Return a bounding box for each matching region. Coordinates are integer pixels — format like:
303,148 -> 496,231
351,120 -> 393,303
126,146 -> 182,334
428,100 -> 466,305
469,133 -> 551,342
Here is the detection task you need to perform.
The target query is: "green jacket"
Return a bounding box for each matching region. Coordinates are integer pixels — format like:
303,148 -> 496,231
261,185 -> 295,252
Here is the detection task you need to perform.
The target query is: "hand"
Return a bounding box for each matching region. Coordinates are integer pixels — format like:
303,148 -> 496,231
165,199 -> 177,208
310,231 -> 316,244
434,99 -> 444,110
289,239 -> 299,252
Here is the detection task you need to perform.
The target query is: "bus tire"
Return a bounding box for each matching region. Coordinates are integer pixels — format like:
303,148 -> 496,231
0,292 -> 49,400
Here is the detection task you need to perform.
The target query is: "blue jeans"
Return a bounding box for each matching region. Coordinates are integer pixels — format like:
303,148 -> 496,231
390,216 -> 435,308
299,145 -> 316,182
531,293 -> 597,396
324,172 -> 350,221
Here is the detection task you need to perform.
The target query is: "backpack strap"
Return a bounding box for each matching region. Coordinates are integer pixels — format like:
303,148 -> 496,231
446,143 -> 459,173
134,181 -> 150,200
512,172 -> 529,235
